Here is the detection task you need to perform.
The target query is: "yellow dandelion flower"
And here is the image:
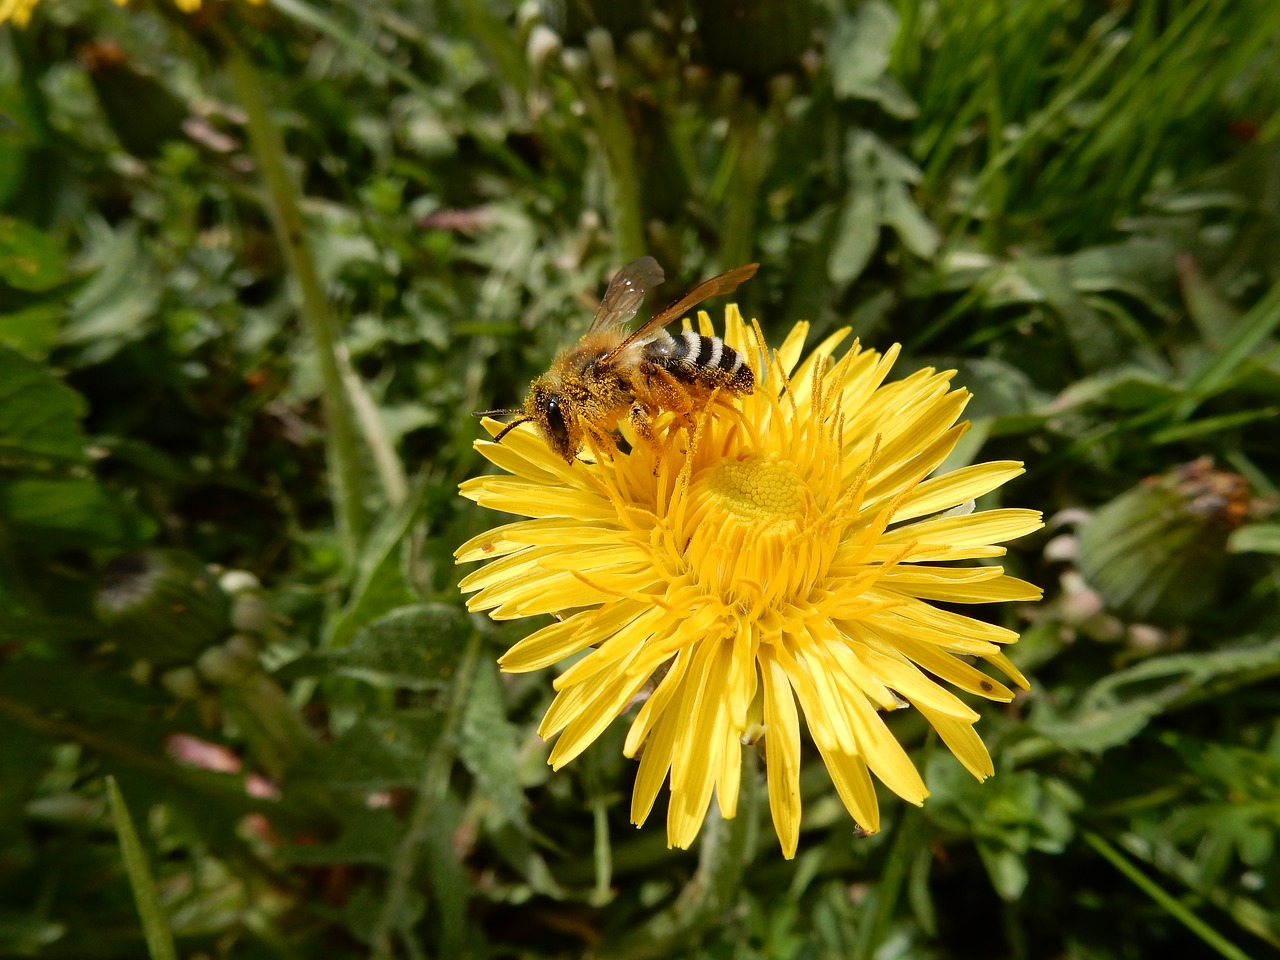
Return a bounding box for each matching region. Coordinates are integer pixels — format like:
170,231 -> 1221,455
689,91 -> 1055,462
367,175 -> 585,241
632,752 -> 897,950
0,0 -> 40,25
0,0 -> 263,25
455,307 -> 1043,858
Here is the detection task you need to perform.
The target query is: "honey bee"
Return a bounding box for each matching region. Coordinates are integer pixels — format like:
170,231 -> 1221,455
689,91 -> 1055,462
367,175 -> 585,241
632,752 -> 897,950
480,257 -> 759,463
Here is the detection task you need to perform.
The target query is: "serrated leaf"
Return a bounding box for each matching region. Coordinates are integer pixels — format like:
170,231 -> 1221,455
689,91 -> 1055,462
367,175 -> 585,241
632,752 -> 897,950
857,131 -> 924,185
1031,639 -> 1280,753
458,658 -> 528,830
0,659 -> 166,716
1004,256 -> 1125,371
62,223 -> 161,354
827,191 -> 879,287
942,357 -> 1043,420
881,179 -> 939,259
829,3 -> 899,101
332,603 -> 471,690
864,75 -> 919,120
0,477 -> 144,545
0,345 -> 88,463
0,216 -> 66,292
326,485 -> 426,649
282,807 -> 403,867
324,882 -> 426,946
1065,237 -> 1178,318
294,711 -> 445,791
0,303 -> 63,359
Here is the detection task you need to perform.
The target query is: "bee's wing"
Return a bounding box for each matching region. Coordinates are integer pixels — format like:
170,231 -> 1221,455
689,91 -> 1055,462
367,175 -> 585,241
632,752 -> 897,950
586,256 -> 666,336
600,262 -> 759,364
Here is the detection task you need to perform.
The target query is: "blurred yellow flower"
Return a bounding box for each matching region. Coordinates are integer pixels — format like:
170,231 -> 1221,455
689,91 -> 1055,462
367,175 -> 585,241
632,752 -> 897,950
456,307 -> 1042,857
0,0 -> 40,24
0,0 -> 262,25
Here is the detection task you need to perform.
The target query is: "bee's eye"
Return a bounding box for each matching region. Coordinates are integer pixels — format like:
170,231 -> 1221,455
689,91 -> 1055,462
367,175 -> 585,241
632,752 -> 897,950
545,396 -> 570,446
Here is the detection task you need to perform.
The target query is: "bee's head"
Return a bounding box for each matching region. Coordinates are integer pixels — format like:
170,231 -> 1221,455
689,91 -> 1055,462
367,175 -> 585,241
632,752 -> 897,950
525,376 -> 579,463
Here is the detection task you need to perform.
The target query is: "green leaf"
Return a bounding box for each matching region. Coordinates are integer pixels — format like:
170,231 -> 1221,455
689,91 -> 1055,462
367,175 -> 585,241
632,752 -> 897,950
975,841 -> 1028,901
1031,638 -> 1280,753
325,485 -> 426,649
105,777 -> 178,960
1053,366 -> 1179,412
323,882 -> 426,946
881,178 -> 939,258
293,711 -> 446,791
0,345 -> 87,463
997,256 -> 1125,371
282,807 -> 403,867
829,3 -> 899,101
0,477 -> 142,545
0,659 -> 167,718
0,216 -> 66,292
1177,254 -> 1240,345
944,356 -> 1044,421
1228,524 -> 1280,555
62,222 -> 161,356
1176,280 -> 1280,420
0,302 -> 63,359
1065,237 -> 1178,319
335,602 -> 472,689
458,658 -> 528,830
827,190 -> 879,287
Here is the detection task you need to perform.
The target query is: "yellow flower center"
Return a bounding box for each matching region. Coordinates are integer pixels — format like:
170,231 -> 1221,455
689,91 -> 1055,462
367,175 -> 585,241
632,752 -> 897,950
705,458 -> 811,535
680,456 -> 829,612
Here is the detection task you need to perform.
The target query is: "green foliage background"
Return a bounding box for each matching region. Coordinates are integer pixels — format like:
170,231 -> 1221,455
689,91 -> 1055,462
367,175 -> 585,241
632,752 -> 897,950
2,0 -> 1280,957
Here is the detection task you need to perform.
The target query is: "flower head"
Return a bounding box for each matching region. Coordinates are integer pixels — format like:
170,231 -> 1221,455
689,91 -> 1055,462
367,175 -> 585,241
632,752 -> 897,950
0,0 -> 262,25
0,0 -> 39,24
456,307 -> 1042,857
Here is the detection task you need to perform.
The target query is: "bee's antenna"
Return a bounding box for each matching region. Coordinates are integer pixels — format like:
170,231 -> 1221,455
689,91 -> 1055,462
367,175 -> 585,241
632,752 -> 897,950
492,416 -> 532,443
473,408 -> 522,418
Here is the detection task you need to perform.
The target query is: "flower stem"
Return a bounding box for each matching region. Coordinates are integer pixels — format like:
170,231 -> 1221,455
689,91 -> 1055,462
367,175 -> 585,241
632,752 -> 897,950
718,102 -> 772,271
221,35 -> 371,557
594,85 -> 648,261
564,43 -> 647,262
605,752 -> 760,960
369,629 -> 484,960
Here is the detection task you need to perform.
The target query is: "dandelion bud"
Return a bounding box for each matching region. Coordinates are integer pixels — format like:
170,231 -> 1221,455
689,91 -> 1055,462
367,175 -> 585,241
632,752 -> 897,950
1077,458 -> 1255,625
95,549 -> 230,665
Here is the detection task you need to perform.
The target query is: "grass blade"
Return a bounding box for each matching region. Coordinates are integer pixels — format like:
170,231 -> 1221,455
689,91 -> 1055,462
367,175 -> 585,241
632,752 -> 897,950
1176,281 -> 1280,420
1084,830 -> 1252,960
105,776 -> 178,960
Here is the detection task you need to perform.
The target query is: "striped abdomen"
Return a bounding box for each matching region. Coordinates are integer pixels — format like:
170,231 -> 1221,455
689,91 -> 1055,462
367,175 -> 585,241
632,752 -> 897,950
641,329 -> 754,393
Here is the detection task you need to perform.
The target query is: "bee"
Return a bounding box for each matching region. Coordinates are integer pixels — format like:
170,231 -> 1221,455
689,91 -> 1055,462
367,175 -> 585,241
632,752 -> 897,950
480,257 -> 759,463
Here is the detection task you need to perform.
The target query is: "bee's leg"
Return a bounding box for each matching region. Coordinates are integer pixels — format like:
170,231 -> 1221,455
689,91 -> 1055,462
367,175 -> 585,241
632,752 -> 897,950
637,363 -> 695,419
626,403 -> 669,476
627,402 -> 658,451
582,426 -> 620,462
